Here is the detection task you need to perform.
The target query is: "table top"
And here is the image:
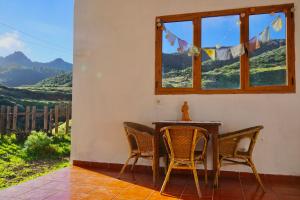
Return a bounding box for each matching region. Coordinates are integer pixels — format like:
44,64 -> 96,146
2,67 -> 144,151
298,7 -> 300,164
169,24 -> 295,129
153,120 -> 222,125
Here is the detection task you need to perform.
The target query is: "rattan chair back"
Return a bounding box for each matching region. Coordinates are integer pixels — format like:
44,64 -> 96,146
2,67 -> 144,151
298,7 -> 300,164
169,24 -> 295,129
161,126 -> 208,161
219,125 -> 263,158
123,122 -> 153,154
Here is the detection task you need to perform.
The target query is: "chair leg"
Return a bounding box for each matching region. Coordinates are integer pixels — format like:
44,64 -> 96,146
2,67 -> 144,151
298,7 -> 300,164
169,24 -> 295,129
247,159 -> 266,192
192,166 -> 202,198
152,156 -> 156,184
130,155 -> 139,180
204,158 -> 208,185
214,159 -> 221,188
160,161 -> 173,194
131,155 -> 139,172
118,155 -> 132,179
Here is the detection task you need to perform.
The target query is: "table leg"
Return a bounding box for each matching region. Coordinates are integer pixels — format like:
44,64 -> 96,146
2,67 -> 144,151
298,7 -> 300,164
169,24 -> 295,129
211,126 -> 219,186
153,127 -> 160,185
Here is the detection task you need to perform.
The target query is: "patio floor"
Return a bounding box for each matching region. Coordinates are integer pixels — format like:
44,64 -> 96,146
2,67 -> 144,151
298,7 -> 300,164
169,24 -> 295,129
0,166 -> 299,200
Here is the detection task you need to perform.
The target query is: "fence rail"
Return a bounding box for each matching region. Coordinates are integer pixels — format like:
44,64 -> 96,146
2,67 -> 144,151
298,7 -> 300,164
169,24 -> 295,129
0,104 -> 71,135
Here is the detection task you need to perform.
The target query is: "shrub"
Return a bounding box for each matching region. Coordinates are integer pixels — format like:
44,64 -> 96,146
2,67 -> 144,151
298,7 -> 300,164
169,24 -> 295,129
0,134 -> 17,145
51,132 -> 71,157
23,131 -> 71,160
52,132 -> 71,144
23,132 -> 54,160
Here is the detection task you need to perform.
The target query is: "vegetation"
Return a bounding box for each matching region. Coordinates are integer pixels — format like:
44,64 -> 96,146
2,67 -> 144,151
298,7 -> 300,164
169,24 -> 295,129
0,84 -> 71,110
0,123 -> 71,189
162,40 -> 287,89
34,72 -> 72,88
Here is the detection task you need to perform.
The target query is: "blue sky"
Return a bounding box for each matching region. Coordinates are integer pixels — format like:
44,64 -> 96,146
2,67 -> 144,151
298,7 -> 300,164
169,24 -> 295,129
163,12 -> 285,53
0,0 -> 73,63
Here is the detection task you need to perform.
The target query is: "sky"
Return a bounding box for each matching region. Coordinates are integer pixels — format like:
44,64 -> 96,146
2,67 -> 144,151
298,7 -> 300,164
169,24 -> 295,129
163,12 -> 286,53
0,0 -> 74,63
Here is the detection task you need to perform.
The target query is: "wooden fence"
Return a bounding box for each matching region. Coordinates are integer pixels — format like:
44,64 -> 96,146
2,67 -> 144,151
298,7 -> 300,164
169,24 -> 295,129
0,104 -> 71,135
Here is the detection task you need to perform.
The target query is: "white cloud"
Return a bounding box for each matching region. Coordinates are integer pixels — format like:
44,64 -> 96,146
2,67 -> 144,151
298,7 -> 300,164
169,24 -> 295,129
0,32 -> 25,56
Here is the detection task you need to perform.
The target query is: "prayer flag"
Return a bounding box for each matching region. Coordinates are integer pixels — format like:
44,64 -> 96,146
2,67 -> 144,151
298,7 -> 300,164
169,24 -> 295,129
216,48 -> 232,61
259,26 -> 270,43
230,44 -> 245,58
204,49 -> 216,60
165,30 -> 176,46
177,38 -> 188,53
272,16 -> 283,32
248,37 -> 260,52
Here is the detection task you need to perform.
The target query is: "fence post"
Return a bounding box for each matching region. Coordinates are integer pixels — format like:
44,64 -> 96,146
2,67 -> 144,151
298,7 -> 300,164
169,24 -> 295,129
55,105 -> 59,134
49,108 -> 53,134
44,106 -> 48,132
12,106 -> 18,131
0,106 -> 5,134
6,106 -> 11,132
25,106 -> 30,133
65,104 -> 70,134
31,106 -> 36,130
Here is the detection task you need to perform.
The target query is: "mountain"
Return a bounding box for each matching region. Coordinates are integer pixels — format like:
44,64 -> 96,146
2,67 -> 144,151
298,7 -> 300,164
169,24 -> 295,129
32,58 -> 72,71
162,39 -> 286,73
0,51 -> 32,67
0,68 -> 57,87
0,51 -> 72,87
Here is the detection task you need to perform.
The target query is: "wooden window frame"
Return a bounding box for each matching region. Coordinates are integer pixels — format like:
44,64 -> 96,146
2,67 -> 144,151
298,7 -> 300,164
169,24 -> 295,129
155,3 -> 295,95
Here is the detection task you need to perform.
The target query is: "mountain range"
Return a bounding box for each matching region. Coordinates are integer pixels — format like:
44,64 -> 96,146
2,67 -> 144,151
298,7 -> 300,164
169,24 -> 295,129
0,51 -> 72,87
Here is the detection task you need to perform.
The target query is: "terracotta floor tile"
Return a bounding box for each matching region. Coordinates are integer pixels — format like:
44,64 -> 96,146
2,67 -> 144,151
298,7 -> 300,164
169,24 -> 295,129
182,181 -> 213,197
81,188 -> 118,200
276,194 -> 300,200
115,185 -> 154,200
0,184 -> 34,198
44,191 -> 71,200
244,192 -> 278,200
271,184 -> 300,196
147,192 -> 179,200
20,188 -> 58,200
1,167 -> 300,200
180,194 -> 212,200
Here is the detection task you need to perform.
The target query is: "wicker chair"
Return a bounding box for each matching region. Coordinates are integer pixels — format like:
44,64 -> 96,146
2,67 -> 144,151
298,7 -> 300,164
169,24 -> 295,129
214,126 -> 265,192
118,122 -> 166,183
160,126 -> 209,198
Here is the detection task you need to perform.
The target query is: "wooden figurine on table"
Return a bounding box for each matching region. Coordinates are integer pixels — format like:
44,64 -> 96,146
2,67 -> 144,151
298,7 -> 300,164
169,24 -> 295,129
181,101 -> 191,121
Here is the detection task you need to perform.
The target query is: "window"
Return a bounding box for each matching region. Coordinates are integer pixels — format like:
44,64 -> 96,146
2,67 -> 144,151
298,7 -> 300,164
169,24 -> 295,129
155,4 -> 295,94
162,21 -> 193,88
201,15 -> 241,90
249,12 -> 287,87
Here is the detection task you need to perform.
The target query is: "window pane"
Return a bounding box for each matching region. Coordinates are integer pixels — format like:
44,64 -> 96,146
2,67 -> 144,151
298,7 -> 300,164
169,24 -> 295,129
201,15 -> 241,90
162,21 -> 193,88
249,12 -> 287,86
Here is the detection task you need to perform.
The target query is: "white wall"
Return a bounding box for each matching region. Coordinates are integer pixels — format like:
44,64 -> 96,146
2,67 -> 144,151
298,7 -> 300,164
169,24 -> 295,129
72,0 -> 300,175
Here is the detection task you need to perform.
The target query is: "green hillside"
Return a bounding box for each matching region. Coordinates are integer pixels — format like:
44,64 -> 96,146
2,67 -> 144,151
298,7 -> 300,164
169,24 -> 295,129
163,44 -> 287,89
34,72 -> 72,87
17,72 -> 72,97
0,84 -> 71,110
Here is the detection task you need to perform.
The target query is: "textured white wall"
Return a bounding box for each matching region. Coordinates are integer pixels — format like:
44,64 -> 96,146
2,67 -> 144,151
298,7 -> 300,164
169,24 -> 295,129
72,0 -> 300,175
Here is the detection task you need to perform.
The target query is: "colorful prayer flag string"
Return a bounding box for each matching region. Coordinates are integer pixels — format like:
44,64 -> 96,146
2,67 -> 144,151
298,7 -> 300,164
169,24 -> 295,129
159,12 -> 287,60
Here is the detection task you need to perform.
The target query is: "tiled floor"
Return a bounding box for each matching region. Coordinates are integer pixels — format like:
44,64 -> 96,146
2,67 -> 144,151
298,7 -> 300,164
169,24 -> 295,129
0,166 -> 299,200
